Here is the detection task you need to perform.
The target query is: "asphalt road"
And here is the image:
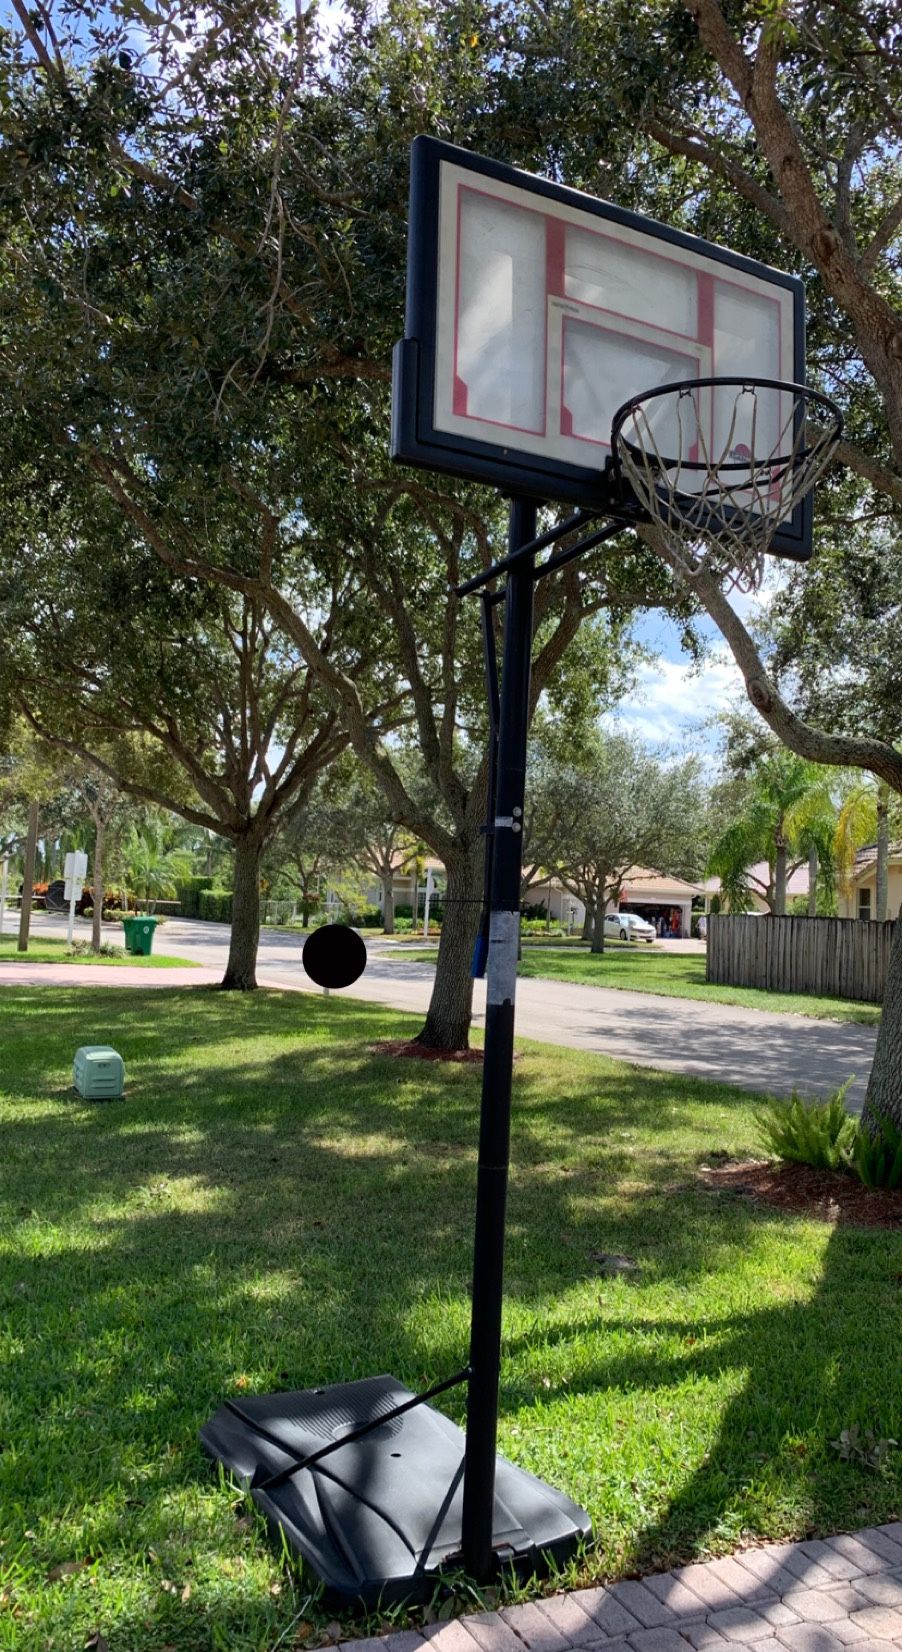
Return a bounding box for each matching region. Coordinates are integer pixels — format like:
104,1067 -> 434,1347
14,911 -> 877,1107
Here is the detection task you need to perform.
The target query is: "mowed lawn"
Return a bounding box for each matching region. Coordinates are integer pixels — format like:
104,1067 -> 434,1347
1,987 -> 899,1652
0,934 -> 193,969
408,944 -> 882,1026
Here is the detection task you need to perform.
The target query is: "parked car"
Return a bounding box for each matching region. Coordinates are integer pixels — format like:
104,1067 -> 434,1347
605,910 -> 656,944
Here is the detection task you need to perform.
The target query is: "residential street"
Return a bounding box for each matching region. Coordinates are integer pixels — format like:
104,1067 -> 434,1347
6,912 -> 877,1108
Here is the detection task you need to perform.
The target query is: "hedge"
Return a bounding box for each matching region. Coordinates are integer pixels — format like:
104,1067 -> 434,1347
198,889 -> 233,923
175,876 -> 213,919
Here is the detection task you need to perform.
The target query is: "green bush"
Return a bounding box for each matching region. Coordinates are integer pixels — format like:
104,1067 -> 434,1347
175,876 -> 213,919
67,939 -> 125,959
851,1113 -> 902,1191
198,889 -> 233,923
521,916 -> 564,935
336,906 -> 384,928
756,1085 -> 856,1171
758,1087 -> 902,1192
394,904 -> 413,920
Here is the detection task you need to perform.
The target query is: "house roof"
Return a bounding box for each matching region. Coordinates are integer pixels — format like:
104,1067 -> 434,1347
619,865 -> 705,899
848,842 -> 902,883
706,859 -> 810,898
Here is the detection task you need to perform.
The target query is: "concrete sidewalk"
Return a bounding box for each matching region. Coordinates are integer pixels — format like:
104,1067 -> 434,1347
345,1526 -> 902,1652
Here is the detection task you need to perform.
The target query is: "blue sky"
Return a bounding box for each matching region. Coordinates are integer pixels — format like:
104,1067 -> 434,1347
605,581 -> 773,753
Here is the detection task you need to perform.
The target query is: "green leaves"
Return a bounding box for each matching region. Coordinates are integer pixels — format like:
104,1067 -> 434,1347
755,1085 -> 857,1172
757,1083 -> 902,1191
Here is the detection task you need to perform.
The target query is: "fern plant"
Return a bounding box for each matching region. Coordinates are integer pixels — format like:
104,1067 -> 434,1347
852,1113 -> 902,1191
756,1085 -> 856,1171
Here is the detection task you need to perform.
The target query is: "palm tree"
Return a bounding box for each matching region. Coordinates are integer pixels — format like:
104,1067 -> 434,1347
834,778 -> 897,921
120,820 -> 193,913
708,751 -> 837,915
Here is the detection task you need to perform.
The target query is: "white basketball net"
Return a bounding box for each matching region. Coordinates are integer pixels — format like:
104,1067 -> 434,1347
614,382 -> 841,594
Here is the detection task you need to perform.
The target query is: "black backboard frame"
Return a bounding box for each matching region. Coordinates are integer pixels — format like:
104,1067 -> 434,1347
391,136 -> 812,560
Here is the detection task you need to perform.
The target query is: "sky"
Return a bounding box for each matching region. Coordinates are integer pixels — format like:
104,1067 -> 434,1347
608,609 -> 744,754
601,564 -> 781,757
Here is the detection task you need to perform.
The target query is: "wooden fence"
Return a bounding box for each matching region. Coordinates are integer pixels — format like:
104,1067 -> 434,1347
707,913 -> 895,1004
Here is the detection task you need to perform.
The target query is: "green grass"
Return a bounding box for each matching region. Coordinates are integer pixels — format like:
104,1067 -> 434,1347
1,987 -> 899,1651
405,944 -> 881,1026
0,935 -> 193,969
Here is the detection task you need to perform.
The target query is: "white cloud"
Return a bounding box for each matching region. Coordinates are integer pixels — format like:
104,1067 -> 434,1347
606,653 -> 744,750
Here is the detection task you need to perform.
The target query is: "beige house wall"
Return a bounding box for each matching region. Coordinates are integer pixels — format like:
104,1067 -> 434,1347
838,864 -> 902,921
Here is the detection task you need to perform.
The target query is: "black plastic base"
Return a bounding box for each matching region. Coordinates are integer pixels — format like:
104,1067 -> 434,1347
200,1374 -> 592,1608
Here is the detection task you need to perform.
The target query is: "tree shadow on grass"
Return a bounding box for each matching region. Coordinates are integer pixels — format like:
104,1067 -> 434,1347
1,986 -> 900,1644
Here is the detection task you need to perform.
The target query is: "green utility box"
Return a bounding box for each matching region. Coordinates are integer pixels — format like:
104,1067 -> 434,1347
121,915 -> 159,955
73,1046 -> 125,1100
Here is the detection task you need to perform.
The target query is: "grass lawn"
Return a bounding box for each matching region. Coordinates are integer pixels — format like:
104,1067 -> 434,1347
1,987 -> 899,1651
0,935 -> 193,969
405,944 -> 881,1026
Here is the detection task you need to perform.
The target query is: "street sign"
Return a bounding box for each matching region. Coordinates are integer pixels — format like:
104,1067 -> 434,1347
64,849 -> 89,943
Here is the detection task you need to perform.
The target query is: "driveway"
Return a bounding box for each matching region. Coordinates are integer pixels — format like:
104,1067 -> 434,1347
7,913 -> 877,1108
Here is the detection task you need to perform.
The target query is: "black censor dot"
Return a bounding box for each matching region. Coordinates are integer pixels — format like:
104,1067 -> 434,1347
302,924 -> 367,990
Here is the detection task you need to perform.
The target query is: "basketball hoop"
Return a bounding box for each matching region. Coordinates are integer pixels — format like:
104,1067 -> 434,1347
610,377 -> 842,593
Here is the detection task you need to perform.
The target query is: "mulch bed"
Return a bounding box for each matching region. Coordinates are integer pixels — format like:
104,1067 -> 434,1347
369,1038 -> 484,1065
700,1159 -> 902,1230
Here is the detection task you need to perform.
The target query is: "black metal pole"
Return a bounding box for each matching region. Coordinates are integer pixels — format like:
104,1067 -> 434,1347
461,498 -> 536,1581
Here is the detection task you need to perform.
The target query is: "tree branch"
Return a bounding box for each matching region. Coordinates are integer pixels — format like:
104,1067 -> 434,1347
647,529 -> 902,792
645,116 -> 791,236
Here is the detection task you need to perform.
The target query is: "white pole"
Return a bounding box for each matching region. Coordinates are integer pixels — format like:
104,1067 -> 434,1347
0,858 -> 8,937
67,877 -> 78,945
423,868 -> 433,939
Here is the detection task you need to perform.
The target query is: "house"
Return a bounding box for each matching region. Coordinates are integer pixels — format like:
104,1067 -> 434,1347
705,859 -> 811,914
522,866 -> 705,939
837,842 -> 902,921
358,854 -> 446,918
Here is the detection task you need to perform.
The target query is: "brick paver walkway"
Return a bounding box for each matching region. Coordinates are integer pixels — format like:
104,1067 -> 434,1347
344,1527 -> 902,1652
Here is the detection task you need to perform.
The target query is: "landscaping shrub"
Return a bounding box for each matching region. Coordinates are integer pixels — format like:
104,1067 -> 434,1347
175,876 -> 213,919
851,1114 -> 902,1191
756,1085 -> 856,1171
198,889 -> 233,923
758,1085 -> 902,1191
67,939 -> 124,959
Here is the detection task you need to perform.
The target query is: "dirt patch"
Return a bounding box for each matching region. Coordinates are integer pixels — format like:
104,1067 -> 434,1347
701,1159 -> 902,1230
369,1038 -> 484,1065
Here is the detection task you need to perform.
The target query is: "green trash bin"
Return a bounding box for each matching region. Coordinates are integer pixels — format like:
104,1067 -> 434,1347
122,916 -> 159,955
132,917 -> 159,956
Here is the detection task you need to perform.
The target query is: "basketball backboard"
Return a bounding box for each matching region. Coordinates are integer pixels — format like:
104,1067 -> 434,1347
392,137 -> 811,559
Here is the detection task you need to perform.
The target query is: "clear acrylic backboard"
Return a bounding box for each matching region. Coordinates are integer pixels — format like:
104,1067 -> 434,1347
392,137 -> 812,559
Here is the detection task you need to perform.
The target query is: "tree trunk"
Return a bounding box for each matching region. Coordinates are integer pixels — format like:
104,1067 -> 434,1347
876,789 -> 889,922
582,905 -> 593,942
862,912 -> 902,1133
774,841 -> 788,916
414,844 -> 482,1051
590,899 -> 607,954
807,842 -> 818,918
221,831 -> 263,990
17,802 -> 39,953
382,874 -> 395,935
92,816 -> 104,950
